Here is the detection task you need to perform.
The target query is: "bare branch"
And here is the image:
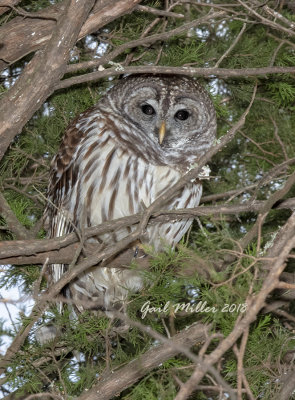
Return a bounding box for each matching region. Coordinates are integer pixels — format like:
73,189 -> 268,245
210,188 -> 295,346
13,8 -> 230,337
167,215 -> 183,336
2,195 -> 295,265
239,170 -> 295,249
214,22 -> 247,68
263,5 -> 295,30
77,323 -> 210,400
56,65 -> 295,91
174,211 -> 295,399
237,0 -> 295,37
0,0 -> 21,16
135,5 -> 184,18
278,369 -> 295,400
66,11 -> 225,74
0,0 -> 141,71
270,116 -> 288,161
0,0 -> 144,163
233,329 -> 255,400
0,0 -> 99,162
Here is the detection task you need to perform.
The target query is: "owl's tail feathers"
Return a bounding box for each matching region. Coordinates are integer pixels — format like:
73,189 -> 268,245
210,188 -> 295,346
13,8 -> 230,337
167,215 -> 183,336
35,323 -> 83,362
100,244 -> 151,334
35,324 -> 61,345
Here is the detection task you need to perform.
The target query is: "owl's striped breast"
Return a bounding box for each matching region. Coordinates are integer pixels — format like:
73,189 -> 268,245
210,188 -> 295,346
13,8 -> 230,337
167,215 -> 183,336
49,113 -> 203,311
66,128 -> 202,250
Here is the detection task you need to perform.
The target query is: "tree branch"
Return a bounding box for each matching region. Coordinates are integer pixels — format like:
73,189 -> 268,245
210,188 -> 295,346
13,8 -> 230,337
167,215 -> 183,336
214,22 -> 247,68
277,369 -> 295,400
55,65 -> 295,91
77,323 -> 210,400
237,0 -> 295,37
1,196 -> 295,265
239,170 -> 295,249
0,0 -> 141,162
0,191 -> 31,239
135,5 -> 184,18
0,0 -> 141,71
66,11 -> 225,74
0,0 -> 21,16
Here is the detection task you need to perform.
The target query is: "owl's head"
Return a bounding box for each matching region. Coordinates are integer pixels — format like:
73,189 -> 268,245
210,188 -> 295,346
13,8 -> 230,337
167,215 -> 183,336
101,74 -> 217,166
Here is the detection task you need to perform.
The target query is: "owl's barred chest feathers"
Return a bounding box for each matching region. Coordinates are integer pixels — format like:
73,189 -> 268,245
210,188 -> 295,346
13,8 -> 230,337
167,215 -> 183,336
64,110 -> 202,249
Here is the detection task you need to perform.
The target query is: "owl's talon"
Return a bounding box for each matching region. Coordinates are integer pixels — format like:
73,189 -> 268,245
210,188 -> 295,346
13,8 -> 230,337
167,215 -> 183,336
133,245 -> 148,259
134,247 -> 139,258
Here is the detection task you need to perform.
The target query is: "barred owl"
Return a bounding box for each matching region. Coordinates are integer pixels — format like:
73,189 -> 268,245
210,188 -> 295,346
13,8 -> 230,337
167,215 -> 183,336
46,74 -> 216,315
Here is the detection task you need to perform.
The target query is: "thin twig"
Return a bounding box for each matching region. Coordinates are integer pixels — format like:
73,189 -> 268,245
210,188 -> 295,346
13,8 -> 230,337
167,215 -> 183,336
0,191 -> 31,239
66,11 -> 225,74
214,22 -> 247,67
237,0 -> 295,37
174,212 -> 295,400
270,116 -> 288,161
135,5 -> 184,18
239,170 -> 295,249
269,40 -> 285,67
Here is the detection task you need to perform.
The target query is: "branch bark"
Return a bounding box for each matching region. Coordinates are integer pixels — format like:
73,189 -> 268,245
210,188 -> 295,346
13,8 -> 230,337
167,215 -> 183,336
0,191 -> 31,240
55,65 -> 295,91
65,11 -> 225,74
0,0 -> 141,162
1,197 -> 295,265
0,0 -> 141,71
239,170 -> 295,249
278,369 -> 295,400
0,0 -> 22,16
237,0 -> 295,37
77,323 -> 209,400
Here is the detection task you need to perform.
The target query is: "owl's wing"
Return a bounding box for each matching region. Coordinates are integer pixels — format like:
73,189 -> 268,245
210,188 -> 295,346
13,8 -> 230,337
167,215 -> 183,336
46,107 -> 143,281
46,105 -> 101,232
45,108 -> 100,283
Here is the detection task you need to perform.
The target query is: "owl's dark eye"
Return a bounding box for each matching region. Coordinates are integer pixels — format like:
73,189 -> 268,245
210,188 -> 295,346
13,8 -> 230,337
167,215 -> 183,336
175,109 -> 189,121
141,104 -> 155,115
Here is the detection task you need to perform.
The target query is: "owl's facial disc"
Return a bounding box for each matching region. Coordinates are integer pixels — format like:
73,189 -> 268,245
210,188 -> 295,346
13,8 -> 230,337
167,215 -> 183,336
129,91 -> 203,147
108,75 -> 216,162
124,91 -> 211,150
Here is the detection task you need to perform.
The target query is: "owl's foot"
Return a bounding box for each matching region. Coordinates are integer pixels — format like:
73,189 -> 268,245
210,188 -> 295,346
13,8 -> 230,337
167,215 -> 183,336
131,239 -> 148,258
133,244 -> 147,259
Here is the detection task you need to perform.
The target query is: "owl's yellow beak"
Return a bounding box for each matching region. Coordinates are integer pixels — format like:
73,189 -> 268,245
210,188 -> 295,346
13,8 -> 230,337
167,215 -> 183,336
159,121 -> 166,145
